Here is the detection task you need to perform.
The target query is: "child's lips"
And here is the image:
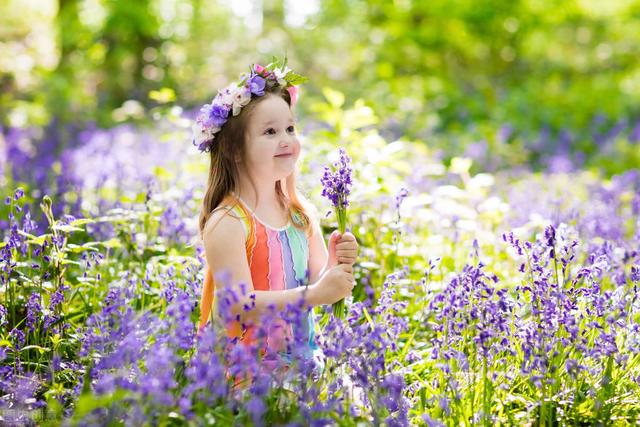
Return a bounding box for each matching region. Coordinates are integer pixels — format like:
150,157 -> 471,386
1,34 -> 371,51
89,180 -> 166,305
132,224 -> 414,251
274,153 -> 293,158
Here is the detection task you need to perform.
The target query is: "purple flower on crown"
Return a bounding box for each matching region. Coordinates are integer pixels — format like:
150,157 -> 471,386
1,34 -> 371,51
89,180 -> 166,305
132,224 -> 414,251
200,102 -> 229,128
248,74 -> 266,97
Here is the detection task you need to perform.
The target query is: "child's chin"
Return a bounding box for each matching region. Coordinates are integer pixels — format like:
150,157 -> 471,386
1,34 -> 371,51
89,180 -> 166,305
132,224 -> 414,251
274,167 -> 295,181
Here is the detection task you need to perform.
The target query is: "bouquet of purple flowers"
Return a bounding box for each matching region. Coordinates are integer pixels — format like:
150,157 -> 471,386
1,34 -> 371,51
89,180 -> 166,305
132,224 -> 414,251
320,148 -> 353,319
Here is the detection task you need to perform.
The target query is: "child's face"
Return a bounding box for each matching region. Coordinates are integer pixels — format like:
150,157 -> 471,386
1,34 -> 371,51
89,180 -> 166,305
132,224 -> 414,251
242,95 -> 301,183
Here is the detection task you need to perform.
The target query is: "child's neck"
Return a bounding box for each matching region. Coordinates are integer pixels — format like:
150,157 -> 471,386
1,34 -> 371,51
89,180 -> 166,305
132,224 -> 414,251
235,176 -> 287,226
236,177 -> 277,205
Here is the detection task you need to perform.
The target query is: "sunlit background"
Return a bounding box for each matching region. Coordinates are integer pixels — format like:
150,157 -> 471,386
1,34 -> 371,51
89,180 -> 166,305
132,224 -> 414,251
1,1 -> 640,425
2,0 -> 639,172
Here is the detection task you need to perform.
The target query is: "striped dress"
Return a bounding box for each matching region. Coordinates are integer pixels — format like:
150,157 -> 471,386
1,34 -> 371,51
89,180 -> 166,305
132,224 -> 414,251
198,193 -> 318,361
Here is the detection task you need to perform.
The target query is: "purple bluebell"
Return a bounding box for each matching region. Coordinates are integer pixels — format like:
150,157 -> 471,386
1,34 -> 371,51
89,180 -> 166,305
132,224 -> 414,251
25,291 -> 41,332
320,148 -> 353,209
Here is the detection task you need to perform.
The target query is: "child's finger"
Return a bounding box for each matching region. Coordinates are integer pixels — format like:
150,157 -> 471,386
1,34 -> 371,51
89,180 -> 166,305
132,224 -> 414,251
338,233 -> 356,243
336,248 -> 358,257
336,241 -> 358,250
336,249 -> 357,257
327,231 -> 342,266
337,251 -> 357,259
337,250 -> 356,257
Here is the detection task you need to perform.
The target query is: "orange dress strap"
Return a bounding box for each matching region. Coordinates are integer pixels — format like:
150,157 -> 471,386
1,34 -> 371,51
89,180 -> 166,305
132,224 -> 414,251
197,194 -> 255,333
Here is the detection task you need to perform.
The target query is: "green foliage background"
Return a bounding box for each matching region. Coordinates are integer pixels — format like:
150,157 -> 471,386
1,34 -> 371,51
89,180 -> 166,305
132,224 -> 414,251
2,1 -> 640,424
2,0 -> 639,170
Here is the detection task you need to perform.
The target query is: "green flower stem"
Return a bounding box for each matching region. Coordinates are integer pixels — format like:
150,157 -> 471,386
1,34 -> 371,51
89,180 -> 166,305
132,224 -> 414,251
331,202 -> 348,319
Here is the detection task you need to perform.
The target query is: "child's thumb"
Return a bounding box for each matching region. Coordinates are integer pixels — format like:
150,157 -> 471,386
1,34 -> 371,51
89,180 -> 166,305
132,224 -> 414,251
328,231 -> 340,265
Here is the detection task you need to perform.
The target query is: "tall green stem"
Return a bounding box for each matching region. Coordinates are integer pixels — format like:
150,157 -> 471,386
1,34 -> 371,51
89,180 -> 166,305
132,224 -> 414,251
332,200 -> 348,319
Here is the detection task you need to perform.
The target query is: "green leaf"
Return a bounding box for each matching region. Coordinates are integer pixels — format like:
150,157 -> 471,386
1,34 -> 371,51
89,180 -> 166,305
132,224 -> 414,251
266,58 -> 278,72
26,235 -> 49,246
20,345 -> 51,354
99,238 -> 122,249
284,71 -> 308,86
50,333 -> 63,347
400,328 -> 418,361
17,230 -> 37,239
18,230 -> 50,245
70,218 -> 95,227
361,306 -> 375,329
67,243 -> 100,253
53,224 -> 84,233
72,389 -> 128,421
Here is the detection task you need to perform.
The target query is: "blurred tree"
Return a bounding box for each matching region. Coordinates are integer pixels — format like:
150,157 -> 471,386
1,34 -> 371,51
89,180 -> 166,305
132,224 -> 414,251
295,0 -> 640,136
97,0 -> 162,124
49,0 -> 87,125
264,0 -> 285,29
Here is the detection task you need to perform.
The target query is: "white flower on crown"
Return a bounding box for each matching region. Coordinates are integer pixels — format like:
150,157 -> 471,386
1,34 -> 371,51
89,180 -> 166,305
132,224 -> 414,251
217,85 -> 236,107
192,122 -> 219,146
274,66 -> 291,86
232,85 -> 251,116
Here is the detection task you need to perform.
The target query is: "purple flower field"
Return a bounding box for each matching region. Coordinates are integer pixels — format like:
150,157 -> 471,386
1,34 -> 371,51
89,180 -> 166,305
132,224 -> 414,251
1,98 -> 639,426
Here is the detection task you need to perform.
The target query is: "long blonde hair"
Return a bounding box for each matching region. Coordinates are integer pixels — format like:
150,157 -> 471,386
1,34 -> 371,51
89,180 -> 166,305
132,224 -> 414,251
198,85 -> 313,239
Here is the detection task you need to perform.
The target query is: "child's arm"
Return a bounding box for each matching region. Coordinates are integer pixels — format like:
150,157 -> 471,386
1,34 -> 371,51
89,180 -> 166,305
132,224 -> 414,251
202,209 -> 354,325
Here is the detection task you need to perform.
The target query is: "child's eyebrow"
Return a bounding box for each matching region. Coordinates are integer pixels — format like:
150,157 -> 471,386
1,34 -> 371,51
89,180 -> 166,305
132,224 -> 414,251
261,118 -> 295,126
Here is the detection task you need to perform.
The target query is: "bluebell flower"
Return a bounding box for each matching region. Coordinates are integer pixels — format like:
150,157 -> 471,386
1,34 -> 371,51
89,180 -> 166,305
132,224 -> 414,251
25,291 -> 41,332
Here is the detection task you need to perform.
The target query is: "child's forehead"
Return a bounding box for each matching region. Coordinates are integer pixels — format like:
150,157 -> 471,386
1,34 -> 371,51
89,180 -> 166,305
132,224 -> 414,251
251,97 -> 294,124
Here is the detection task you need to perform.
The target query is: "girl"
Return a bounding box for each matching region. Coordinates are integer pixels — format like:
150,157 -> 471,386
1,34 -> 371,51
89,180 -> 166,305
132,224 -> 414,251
194,60 -> 359,375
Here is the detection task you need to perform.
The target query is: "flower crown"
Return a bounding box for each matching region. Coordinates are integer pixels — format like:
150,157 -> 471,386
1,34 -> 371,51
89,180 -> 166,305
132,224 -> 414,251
192,58 -> 308,153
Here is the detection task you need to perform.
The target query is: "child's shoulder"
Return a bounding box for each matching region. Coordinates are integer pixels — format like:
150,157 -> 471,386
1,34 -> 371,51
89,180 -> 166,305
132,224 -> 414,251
202,194 -> 247,240
200,203 -> 249,268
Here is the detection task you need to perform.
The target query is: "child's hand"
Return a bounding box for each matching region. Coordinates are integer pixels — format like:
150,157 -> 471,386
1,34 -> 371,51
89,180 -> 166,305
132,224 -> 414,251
328,231 -> 359,267
310,264 -> 355,306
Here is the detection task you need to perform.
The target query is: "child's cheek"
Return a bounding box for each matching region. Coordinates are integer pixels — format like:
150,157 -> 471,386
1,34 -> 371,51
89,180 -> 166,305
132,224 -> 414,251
292,138 -> 301,157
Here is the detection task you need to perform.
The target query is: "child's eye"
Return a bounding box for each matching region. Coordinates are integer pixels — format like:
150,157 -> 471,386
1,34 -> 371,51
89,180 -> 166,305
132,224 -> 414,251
287,125 -> 296,134
264,128 -> 276,135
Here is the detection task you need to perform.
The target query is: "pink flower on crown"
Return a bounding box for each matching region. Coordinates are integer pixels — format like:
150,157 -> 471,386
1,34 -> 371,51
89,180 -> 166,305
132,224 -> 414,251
287,85 -> 299,106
